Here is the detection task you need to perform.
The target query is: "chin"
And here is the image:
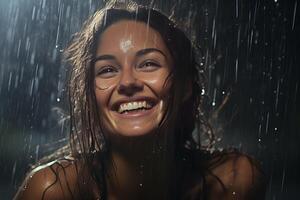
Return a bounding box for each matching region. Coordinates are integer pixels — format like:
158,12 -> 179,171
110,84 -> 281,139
113,126 -> 157,137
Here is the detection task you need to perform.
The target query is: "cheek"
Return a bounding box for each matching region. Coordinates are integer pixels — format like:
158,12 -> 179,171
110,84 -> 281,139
94,88 -> 111,112
94,87 -> 117,133
144,70 -> 172,97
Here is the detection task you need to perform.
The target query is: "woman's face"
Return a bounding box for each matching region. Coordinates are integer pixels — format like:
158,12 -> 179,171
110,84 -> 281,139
94,20 -> 173,137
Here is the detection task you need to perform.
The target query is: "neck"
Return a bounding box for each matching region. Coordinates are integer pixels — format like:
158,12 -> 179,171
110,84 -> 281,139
106,133 -> 175,199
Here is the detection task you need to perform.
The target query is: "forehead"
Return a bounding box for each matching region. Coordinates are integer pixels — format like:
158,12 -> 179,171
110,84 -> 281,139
96,20 -> 169,54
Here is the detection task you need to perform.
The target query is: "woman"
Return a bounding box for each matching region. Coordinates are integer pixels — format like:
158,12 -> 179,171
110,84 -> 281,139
14,1 -> 266,199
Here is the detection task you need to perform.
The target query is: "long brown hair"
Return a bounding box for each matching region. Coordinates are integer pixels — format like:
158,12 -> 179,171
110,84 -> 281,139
64,1 -> 211,199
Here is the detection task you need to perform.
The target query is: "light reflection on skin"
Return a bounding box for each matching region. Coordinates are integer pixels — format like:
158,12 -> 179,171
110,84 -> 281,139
120,38 -> 133,53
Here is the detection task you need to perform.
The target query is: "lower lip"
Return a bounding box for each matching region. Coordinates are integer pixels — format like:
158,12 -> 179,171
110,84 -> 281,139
112,105 -> 157,119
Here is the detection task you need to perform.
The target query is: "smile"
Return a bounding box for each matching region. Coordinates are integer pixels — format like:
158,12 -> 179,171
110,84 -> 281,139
111,97 -> 158,118
118,101 -> 153,114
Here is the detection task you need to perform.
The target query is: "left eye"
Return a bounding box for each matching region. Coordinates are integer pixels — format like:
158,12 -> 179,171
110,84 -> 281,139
138,61 -> 161,71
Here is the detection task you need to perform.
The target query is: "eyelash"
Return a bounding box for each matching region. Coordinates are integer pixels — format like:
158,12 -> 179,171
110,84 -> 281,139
96,66 -> 118,77
138,60 -> 161,70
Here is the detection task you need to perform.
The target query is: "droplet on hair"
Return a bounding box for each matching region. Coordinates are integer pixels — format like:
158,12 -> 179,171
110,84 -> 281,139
23,184 -> 28,190
201,89 -> 205,95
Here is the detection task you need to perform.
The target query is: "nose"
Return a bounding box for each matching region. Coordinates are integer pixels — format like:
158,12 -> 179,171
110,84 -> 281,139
117,68 -> 143,96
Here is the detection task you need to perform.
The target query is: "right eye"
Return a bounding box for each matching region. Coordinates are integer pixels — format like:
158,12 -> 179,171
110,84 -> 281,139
96,66 -> 118,78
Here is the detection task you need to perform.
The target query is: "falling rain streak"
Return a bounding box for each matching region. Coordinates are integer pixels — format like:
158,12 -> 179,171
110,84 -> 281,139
0,0 -> 299,199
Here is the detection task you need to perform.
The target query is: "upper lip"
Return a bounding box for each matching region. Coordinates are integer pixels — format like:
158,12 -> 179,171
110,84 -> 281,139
111,96 -> 158,111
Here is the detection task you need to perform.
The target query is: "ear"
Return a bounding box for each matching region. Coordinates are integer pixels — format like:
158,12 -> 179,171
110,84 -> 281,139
182,80 -> 192,102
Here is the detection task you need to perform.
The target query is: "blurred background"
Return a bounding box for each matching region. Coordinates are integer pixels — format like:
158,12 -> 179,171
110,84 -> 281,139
0,0 -> 299,199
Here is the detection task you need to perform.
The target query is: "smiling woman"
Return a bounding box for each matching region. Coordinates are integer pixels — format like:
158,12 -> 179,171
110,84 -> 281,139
14,1 -> 266,200
94,20 -> 172,137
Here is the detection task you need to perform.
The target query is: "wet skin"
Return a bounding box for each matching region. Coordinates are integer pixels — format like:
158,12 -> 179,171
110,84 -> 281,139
14,20 -> 266,200
13,151 -> 266,200
94,20 -> 173,137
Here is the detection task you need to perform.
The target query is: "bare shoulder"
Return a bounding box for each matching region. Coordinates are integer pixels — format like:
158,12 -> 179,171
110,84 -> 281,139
14,157 -> 83,200
204,150 -> 267,200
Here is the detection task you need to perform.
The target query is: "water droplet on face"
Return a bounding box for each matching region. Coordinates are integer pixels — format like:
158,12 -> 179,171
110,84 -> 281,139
23,184 -> 28,190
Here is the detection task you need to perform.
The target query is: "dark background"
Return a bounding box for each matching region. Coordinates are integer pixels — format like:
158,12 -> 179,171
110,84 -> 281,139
0,0 -> 299,199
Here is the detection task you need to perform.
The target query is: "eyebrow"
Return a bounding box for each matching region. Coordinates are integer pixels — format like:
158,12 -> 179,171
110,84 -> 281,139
93,54 -> 116,63
93,48 -> 168,63
135,48 -> 168,59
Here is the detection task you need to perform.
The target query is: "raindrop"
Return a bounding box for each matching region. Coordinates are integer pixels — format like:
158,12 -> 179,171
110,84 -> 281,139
292,1 -> 297,30
17,39 -> 21,58
11,161 -> 17,184
265,112 -> 270,134
212,88 -> 217,106
8,72 -> 12,90
35,145 -> 40,162
235,59 -> 238,82
31,6 -> 36,20
281,168 -> 286,192
235,0 -> 239,18
30,51 -> 35,65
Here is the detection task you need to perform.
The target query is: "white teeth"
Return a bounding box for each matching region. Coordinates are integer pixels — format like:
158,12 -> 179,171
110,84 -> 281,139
117,101 -> 153,113
128,103 -> 133,110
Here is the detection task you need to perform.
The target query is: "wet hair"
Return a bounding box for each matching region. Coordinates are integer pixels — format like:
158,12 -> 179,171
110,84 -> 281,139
64,1 -> 212,199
